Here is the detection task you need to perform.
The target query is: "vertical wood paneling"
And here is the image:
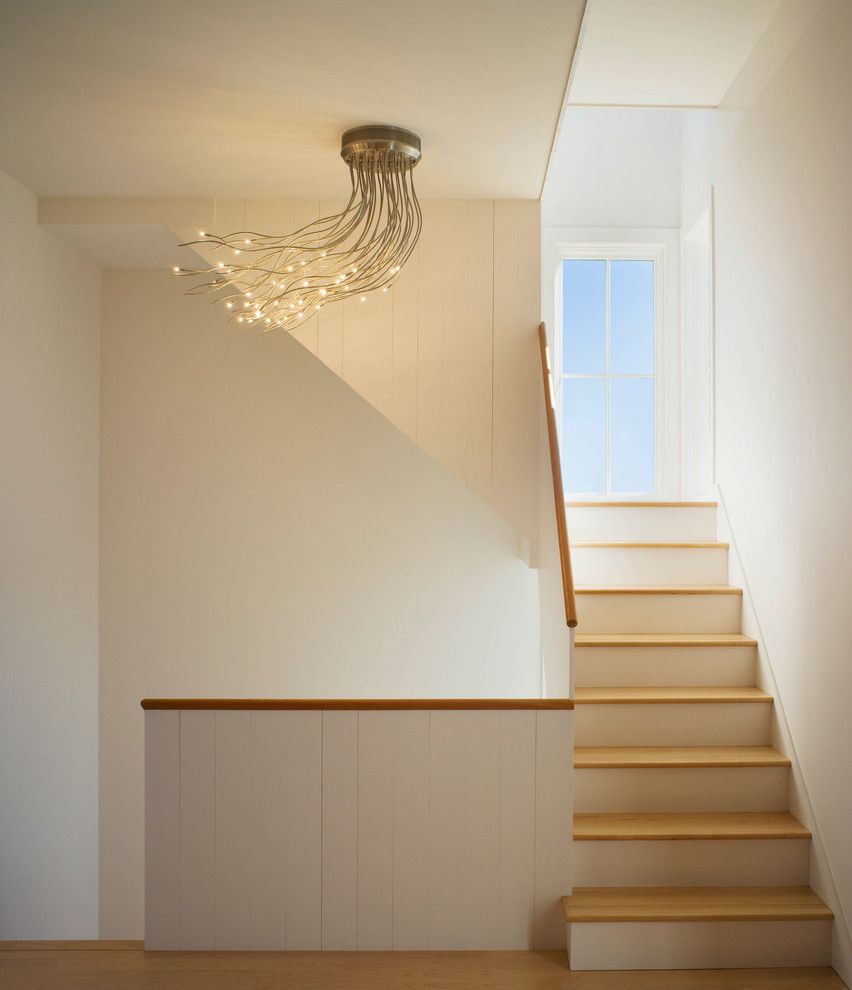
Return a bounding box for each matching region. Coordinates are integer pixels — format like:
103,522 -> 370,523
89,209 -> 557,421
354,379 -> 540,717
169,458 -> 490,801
144,710 -> 180,949
178,711 -> 215,948
342,283 -> 394,421
214,711 -> 253,948
415,202 -> 450,470
493,200 -> 541,543
461,712 -> 502,947
498,711 -> 537,948
357,711 -> 395,949
282,712 -> 322,949
391,243 -> 420,441
441,203 -> 471,482
147,708 -> 572,952
391,711 -> 429,948
534,710 -> 573,949
247,713 -> 286,949
464,201 -> 496,503
427,711 -> 468,948
321,711 -> 358,949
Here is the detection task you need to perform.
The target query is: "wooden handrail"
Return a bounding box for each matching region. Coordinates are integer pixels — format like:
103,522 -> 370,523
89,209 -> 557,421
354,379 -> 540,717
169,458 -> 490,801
538,322 -> 578,628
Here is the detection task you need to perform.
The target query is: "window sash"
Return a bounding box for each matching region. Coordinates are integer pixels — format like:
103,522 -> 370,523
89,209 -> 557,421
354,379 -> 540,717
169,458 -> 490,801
559,256 -> 658,496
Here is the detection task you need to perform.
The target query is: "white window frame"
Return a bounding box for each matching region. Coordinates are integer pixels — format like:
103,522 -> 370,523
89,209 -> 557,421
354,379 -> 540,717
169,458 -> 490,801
554,242 -> 667,499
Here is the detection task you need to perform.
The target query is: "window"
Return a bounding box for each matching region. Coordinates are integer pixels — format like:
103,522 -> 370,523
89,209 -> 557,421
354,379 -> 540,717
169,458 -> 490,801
559,255 -> 658,496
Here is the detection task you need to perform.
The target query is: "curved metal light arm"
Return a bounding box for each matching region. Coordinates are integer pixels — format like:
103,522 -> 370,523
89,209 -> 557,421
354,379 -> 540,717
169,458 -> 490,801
174,126 -> 422,332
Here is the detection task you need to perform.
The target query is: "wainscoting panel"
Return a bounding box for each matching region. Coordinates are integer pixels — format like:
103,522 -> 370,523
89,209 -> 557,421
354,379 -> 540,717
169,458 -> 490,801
145,706 -> 572,951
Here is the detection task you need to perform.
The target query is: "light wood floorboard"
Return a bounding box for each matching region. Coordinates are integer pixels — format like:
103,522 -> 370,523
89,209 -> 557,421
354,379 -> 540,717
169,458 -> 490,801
0,946 -> 846,989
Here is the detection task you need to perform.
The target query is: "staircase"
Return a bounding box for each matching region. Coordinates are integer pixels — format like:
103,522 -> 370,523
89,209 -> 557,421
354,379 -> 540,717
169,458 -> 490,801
561,501 -> 833,970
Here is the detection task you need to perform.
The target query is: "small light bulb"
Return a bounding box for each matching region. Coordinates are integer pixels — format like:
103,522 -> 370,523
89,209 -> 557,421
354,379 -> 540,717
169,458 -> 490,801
298,298 -> 305,306
287,265 -> 294,272
234,249 -> 241,255
243,301 -> 251,308
302,279 -> 308,287
172,266 -> 181,273
226,301 -> 233,309
298,311 -> 304,319
273,300 -> 279,306
300,260 -> 306,266
360,295 -> 367,303
237,316 -> 244,323
217,261 -> 225,268
244,239 -> 251,245
319,288 -> 327,297
245,291 -> 252,298
315,304 -> 321,311
320,251 -> 327,258
382,286 -> 388,293
352,265 -> 358,273
198,230 -> 206,237
265,318 -> 271,325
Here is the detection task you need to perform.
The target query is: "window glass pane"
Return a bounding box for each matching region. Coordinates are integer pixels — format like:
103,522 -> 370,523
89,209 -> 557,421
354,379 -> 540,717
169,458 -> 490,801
611,378 -> 654,493
611,260 -> 654,374
562,259 -> 605,374
562,378 -> 606,494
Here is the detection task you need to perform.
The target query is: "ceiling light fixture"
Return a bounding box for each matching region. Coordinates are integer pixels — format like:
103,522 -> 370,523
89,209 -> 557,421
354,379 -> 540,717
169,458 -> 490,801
173,125 -> 422,331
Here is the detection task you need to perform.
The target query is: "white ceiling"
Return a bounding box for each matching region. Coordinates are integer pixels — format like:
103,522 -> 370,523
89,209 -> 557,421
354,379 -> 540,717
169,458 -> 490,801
569,0 -> 783,107
0,0 -> 584,200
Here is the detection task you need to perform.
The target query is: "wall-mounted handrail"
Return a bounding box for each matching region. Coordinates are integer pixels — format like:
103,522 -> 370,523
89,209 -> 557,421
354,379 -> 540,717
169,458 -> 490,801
538,322 -> 578,628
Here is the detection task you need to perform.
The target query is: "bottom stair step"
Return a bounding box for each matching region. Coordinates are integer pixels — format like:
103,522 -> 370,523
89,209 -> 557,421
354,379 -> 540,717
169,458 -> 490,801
563,887 -> 833,971
562,886 -> 832,922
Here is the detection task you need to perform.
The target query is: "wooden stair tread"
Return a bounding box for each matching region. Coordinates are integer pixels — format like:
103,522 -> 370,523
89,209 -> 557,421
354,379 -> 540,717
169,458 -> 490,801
575,633 -> 757,647
574,745 -> 790,768
574,686 -> 772,704
575,585 -> 742,595
566,501 -> 718,508
561,886 -> 832,923
573,811 -> 810,841
572,541 -> 728,549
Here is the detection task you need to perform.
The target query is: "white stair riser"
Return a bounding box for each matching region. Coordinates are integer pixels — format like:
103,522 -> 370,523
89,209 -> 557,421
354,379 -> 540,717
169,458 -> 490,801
567,919 -> 831,970
576,593 -> 741,634
567,506 -> 717,543
574,645 -> 756,687
572,546 -> 728,586
573,838 -> 809,887
574,702 -> 770,747
574,766 -> 789,812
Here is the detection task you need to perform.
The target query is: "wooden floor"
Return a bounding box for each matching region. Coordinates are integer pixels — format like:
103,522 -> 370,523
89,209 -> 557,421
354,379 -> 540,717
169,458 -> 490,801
0,944 -> 846,989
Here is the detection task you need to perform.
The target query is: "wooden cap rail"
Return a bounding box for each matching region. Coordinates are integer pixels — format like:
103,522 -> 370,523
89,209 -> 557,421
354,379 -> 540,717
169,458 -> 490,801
538,322 -> 578,628
141,698 -> 574,711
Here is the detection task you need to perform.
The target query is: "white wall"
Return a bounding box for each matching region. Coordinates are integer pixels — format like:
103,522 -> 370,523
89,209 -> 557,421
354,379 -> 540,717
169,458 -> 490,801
681,0 -> 852,976
542,108 -> 683,228
0,168 -> 100,937
99,270 -> 543,937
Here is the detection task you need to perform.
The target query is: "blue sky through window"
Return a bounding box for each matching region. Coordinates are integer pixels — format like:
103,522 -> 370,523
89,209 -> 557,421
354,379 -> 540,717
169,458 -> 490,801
561,257 -> 655,495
